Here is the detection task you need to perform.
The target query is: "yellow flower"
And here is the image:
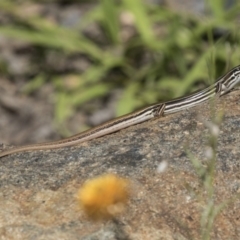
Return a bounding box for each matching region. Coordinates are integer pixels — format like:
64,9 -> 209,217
77,174 -> 130,221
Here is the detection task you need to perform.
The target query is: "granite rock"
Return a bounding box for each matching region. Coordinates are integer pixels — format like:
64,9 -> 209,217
0,90 -> 240,239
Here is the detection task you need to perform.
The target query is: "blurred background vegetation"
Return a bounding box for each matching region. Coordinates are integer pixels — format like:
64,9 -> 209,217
0,0 -> 240,137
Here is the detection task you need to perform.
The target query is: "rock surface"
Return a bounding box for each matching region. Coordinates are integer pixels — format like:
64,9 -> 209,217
0,90 -> 240,239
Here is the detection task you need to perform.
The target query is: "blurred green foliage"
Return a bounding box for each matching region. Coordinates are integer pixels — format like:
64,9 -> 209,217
0,0 -> 240,131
